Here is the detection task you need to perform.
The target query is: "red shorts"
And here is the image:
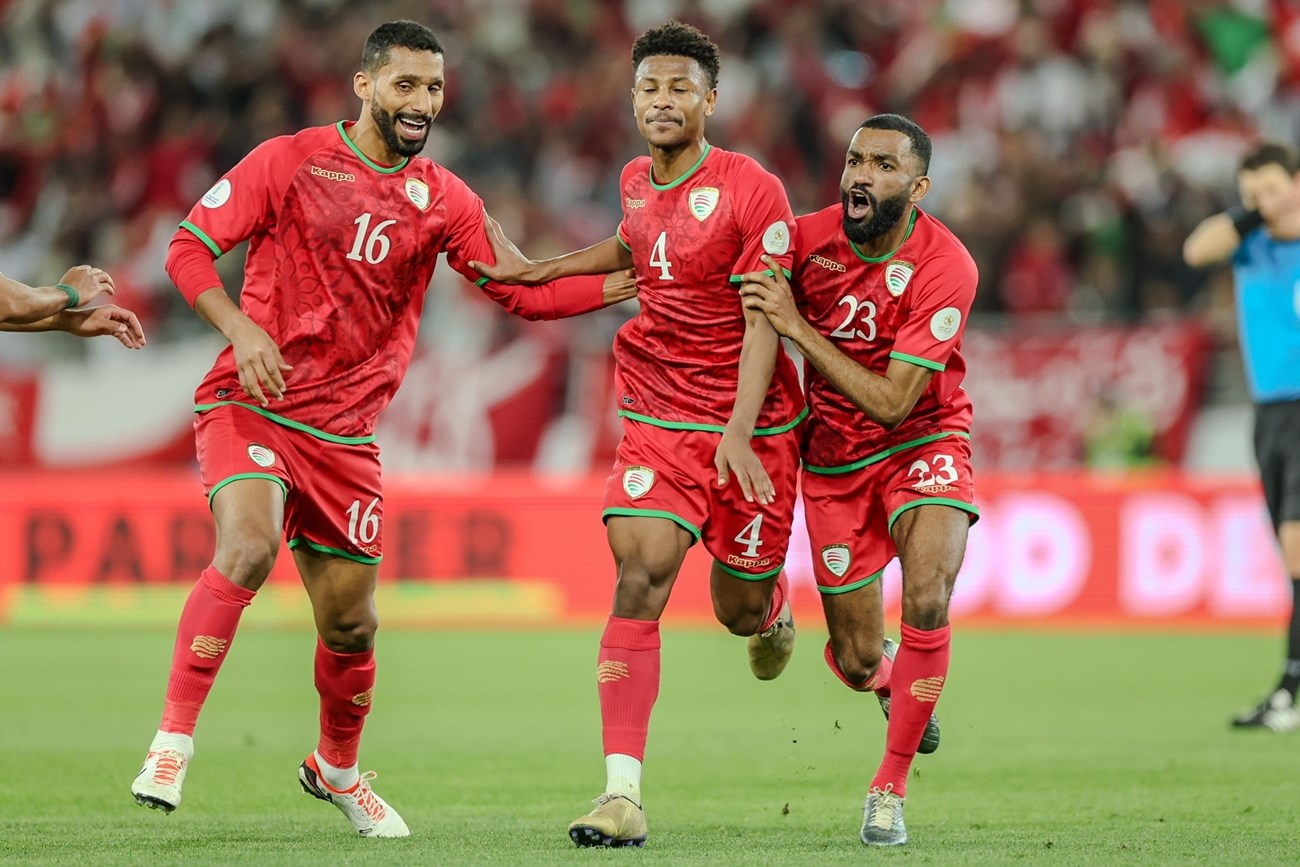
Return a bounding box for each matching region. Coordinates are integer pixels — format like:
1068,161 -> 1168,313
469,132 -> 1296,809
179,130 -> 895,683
194,405 -> 384,563
802,434 -> 978,593
603,418 -> 800,579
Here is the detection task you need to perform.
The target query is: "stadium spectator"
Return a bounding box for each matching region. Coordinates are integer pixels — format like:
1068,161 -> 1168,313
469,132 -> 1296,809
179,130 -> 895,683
739,113 -> 976,847
0,0 -> 1291,357
1184,141 -> 1300,734
127,18 -> 630,837
0,264 -> 145,347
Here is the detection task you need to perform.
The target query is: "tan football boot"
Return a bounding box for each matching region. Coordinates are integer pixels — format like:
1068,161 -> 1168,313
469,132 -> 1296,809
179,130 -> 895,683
568,793 -> 647,848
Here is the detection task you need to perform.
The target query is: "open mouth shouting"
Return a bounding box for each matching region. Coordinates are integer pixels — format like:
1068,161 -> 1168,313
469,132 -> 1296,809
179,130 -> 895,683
845,187 -> 874,221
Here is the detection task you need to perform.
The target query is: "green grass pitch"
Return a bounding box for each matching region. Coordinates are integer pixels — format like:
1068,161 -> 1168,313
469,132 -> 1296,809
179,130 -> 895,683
0,625 -> 1295,865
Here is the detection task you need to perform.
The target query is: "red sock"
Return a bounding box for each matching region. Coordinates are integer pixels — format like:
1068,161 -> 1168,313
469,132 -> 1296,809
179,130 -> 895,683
159,566 -> 255,735
598,616 -> 661,761
870,623 -> 951,797
315,638 -> 376,769
759,571 -> 789,632
824,640 -> 892,695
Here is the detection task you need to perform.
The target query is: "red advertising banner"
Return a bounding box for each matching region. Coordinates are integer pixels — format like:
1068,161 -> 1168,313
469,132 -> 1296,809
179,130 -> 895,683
0,470 -> 1287,628
961,321 -> 1213,468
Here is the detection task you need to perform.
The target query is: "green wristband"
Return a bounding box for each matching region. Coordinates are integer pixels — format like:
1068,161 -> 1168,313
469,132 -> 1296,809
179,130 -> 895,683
54,283 -> 80,309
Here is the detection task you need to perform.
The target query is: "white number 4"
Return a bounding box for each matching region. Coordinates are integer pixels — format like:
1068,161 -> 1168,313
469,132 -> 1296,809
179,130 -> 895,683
346,497 -> 381,544
908,454 -> 958,488
734,514 -> 764,557
649,230 -> 673,280
347,212 -> 396,264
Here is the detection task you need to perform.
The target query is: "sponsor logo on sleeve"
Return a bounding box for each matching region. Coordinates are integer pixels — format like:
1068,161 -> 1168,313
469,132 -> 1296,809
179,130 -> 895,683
884,260 -> 915,296
247,443 -> 276,468
930,307 -> 962,341
762,220 -> 790,255
201,178 -> 232,208
688,187 -> 720,221
405,178 -> 430,210
622,466 -> 655,499
821,544 -> 851,577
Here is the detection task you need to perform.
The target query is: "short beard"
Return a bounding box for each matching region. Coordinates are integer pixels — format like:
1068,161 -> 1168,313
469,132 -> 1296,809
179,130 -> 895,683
841,188 -> 910,245
371,102 -> 429,157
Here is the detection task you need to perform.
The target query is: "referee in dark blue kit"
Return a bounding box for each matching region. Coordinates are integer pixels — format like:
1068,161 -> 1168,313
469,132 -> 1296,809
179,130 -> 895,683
1185,141 -> 1300,733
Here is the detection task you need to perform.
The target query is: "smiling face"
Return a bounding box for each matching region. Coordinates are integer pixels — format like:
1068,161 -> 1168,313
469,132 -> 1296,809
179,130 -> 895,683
839,127 -> 928,245
631,54 -> 715,150
355,46 -> 445,158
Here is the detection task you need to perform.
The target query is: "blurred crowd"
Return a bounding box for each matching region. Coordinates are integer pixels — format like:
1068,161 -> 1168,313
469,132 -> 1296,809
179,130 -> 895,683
0,0 -> 1296,372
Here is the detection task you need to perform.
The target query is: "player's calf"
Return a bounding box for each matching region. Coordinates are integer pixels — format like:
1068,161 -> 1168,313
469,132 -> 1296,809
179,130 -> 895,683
877,637 -> 941,754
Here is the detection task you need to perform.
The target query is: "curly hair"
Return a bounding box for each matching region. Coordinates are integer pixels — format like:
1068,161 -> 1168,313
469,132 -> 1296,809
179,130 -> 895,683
631,20 -> 720,89
362,20 -> 443,73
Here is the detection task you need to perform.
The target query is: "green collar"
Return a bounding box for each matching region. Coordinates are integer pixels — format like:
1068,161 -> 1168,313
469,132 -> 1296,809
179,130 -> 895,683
336,121 -> 409,174
649,143 -> 711,190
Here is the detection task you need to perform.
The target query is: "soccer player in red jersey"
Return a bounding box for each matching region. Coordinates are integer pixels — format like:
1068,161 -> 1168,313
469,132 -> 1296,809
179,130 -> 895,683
740,115 -> 979,847
129,20 -> 631,837
0,265 -> 144,347
471,21 -> 803,847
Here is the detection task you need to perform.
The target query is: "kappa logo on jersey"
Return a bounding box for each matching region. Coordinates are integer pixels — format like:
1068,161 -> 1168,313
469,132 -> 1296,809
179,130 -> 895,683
625,197 -> 645,209
930,306 -> 962,341
622,466 -> 655,499
310,165 -> 356,183
688,187 -> 720,221
885,260 -> 915,296
763,221 -> 790,255
405,178 -> 430,210
821,544 -> 851,578
247,443 -> 276,468
809,254 -> 846,273
201,179 -> 232,209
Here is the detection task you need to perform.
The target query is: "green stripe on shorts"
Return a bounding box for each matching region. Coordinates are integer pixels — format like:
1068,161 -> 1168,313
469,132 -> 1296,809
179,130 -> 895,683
602,508 -> 702,542
715,560 -> 784,581
887,498 -> 981,533
208,473 -> 287,508
818,566 -> 885,595
287,537 -> 382,565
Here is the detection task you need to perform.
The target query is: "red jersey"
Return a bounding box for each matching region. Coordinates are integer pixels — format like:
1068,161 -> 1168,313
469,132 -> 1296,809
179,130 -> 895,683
613,144 -> 805,434
177,121 -> 584,442
793,205 -> 978,472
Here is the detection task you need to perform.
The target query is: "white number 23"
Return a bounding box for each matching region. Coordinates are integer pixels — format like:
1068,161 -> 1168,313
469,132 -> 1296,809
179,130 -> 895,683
908,454 -> 958,488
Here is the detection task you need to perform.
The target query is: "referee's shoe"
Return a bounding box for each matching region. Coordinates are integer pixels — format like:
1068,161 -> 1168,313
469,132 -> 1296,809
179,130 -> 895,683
1231,688 -> 1299,733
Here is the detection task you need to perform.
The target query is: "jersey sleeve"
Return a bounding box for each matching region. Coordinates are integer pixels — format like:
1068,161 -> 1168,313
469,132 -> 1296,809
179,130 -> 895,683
178,136 -> 301,258
442,177 -> 605,321
890,250 -> 979,371
615,160 -> 639,252
728,163 -> 796,282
